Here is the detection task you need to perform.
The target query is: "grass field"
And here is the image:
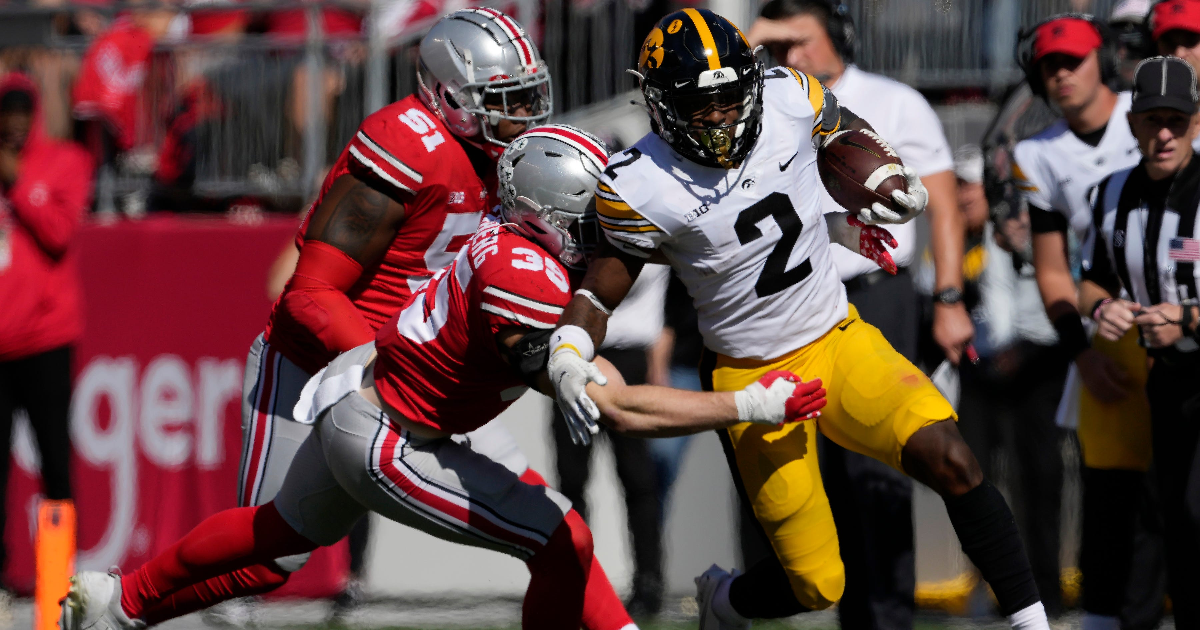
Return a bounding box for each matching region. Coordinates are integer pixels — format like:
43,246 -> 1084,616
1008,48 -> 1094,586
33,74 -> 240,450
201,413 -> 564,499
10,597 -> 1144,630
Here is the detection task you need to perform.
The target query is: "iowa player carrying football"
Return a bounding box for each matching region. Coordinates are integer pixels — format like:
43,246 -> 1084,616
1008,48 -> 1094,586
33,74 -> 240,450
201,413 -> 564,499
548,9 -> 1050,630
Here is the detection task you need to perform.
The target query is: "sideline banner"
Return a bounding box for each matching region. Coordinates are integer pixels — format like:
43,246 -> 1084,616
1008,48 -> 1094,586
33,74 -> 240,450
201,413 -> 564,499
4,216 -> 348,597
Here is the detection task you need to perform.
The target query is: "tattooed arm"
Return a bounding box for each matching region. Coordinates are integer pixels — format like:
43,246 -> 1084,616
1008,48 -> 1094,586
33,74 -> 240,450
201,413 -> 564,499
274,173 -> 408,359
303,173 -> 408,265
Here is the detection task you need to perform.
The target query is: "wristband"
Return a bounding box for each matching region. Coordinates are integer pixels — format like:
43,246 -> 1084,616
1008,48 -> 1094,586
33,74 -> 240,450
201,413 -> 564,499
574,289 -> 613,317
1052,312 -> 1090,361
1090,298 -> 1113,321
550,325 -> 595,361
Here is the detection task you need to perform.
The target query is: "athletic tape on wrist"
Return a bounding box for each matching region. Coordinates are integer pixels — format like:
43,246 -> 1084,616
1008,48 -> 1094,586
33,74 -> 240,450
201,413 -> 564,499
733,390 -> 755,423
574,289 -> 613,317
550,325 -> 595,361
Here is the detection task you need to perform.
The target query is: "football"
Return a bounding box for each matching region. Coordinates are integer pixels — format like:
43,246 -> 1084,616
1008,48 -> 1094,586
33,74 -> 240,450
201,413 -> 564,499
817,129 -> 908,214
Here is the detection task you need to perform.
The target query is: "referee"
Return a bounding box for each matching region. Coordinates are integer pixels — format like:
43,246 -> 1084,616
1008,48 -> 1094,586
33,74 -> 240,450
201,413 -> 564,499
1081,55 -> 1200,629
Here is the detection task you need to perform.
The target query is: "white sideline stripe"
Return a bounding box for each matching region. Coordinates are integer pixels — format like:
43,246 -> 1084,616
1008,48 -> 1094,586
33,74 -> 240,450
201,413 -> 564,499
356,132 -> 423,184
482,286 -> 564,314
349,146 -> 416,195
864,163 -> 904,192
480,303 -> 555,328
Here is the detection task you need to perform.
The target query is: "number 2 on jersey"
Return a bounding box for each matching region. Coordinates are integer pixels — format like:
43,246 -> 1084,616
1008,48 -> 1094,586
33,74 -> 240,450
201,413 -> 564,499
735,192 -> 812,298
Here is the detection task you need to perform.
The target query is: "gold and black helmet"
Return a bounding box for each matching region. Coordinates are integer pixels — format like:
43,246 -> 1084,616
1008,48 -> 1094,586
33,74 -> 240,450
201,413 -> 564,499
634,9 -> 763,167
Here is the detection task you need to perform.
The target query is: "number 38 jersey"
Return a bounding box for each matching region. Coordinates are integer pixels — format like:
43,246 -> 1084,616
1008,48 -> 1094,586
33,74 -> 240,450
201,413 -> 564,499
374,218 -> 572,434
598,69 -> 847,360
265,95 -> 490,374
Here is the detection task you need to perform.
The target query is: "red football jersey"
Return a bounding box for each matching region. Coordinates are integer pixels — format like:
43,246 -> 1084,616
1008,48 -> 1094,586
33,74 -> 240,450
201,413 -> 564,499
265,95 -> 491,373
374,218 -> 572,434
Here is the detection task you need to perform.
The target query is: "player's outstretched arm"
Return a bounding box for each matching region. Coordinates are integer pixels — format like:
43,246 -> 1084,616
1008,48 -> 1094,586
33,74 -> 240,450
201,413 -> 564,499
277,174 -> 408,357
547,241 -> 646,445
583,358 -> 825,437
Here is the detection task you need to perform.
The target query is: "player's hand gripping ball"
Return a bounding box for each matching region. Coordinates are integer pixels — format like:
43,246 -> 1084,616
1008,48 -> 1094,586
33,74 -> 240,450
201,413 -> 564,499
818,129 -> 927,225
849,215 -> 899,275
734,370 -> 826,425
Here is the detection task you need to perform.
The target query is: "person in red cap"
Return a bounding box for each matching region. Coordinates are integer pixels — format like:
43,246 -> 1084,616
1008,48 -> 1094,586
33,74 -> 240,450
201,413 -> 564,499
1153,0 -> 1200,73
1013,14 -> 1165,630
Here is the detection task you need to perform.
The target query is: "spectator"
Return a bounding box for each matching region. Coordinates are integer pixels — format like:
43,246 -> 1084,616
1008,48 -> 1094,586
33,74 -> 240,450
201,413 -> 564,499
551,263 -> 669,618
747,2 -> 965,628
1110,0 -> 1153,87
952,145 -> 1068,616
645,270 -> 703,519
0,72 -> 94,596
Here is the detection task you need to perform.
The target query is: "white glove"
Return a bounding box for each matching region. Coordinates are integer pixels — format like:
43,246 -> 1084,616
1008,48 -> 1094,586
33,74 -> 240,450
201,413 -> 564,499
857,166 -> 928,225
733,371 -> 826,425
547,351 -> 607,446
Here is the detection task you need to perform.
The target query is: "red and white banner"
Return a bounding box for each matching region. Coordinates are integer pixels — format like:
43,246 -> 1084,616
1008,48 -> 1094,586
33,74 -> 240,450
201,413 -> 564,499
4,215 -> 348,597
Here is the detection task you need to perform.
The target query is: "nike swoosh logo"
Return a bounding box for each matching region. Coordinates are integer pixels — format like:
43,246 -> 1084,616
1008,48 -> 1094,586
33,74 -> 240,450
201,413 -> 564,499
779,151 -> 799,171
675,80 -> 691,88
837,318 -> 857,331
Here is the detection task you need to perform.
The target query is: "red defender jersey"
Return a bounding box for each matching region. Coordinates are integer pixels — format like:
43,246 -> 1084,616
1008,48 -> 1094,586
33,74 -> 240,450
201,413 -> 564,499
265,95 -> 493,373
374,218 -> 572,434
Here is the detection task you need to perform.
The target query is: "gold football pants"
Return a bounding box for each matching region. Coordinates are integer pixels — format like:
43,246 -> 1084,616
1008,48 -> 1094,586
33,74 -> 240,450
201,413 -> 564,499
707,305 -> 956,609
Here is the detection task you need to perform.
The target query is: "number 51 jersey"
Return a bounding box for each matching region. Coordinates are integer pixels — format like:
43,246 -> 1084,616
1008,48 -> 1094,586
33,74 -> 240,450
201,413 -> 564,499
598,69 -> 848,360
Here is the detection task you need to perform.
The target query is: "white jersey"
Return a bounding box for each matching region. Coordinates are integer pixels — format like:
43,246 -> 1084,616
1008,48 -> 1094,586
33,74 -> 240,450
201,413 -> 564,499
1012,91 -> 1140,240
596,69 -> 847,360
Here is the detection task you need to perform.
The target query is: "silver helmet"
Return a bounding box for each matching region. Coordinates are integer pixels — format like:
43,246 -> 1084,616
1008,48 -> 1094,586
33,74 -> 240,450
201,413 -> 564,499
417,8 -> 552,149
498,125 -> 609,269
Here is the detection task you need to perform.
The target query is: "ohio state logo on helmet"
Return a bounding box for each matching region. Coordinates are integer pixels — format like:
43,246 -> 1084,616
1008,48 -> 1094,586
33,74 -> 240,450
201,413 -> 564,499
498,125 -> 608,269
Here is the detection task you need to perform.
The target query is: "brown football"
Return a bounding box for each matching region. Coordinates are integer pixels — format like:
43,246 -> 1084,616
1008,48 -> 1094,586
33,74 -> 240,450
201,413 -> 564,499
817,129 -> 907,214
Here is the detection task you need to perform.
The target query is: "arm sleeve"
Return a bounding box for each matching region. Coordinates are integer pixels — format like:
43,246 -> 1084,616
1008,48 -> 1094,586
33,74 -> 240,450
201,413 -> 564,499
7,147 -> 94,259
277,240 -> 374,354
595,180 -> 667,257
345,111 -> 427,200
1029,204 -> 1069,234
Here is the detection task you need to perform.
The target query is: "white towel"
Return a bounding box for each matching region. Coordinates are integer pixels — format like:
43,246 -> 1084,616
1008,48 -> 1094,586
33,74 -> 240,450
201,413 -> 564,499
292,363 -> 365,425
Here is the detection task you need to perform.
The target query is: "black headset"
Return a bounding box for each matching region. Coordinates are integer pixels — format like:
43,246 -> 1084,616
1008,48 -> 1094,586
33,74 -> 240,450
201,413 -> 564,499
759,0 -> 857,63
1014,13 -> 1120,99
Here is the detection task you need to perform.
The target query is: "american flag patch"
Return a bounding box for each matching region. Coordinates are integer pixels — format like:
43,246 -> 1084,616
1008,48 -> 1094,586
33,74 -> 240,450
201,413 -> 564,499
1169,237 -> 1200,261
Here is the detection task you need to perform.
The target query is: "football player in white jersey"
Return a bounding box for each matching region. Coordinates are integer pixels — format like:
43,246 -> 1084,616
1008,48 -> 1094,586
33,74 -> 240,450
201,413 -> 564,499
546,9 -> 1050,630
1012,16 -> 1162,630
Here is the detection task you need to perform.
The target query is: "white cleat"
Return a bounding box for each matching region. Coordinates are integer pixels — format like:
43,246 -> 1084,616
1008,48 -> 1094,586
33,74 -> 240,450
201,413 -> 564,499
695,564 -> 749,630
59,571 -> 145,630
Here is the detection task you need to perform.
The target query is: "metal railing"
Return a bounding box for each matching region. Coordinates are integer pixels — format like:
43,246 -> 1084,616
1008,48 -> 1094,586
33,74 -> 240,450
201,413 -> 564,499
0,0 -> 1147,213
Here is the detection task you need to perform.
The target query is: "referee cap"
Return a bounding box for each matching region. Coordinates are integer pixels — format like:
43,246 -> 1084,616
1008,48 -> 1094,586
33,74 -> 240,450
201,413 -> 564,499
1131,56 -> 1199,113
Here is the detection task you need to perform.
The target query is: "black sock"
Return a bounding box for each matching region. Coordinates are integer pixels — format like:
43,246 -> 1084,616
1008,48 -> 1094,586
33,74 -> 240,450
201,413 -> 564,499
728,556 -> 812,619
944,480 -> 1040,615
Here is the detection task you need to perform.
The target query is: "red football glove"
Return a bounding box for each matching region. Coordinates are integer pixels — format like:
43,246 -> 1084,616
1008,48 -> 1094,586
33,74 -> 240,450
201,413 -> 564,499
734,370 -> 826,425
848,215 -> 898,275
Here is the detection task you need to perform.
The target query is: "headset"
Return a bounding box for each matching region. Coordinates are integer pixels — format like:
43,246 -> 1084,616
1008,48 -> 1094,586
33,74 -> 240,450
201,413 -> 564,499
1015,12 -> 1120,99
759,0 -> 857,63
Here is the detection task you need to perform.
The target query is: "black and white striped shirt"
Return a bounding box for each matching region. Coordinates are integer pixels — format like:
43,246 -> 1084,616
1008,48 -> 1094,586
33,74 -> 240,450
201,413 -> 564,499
1084,157 -> 1200,353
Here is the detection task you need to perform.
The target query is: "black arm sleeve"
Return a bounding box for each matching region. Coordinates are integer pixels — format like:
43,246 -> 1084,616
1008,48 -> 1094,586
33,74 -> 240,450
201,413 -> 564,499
1028,204 -> 1069,234
501,329 -> 553,388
